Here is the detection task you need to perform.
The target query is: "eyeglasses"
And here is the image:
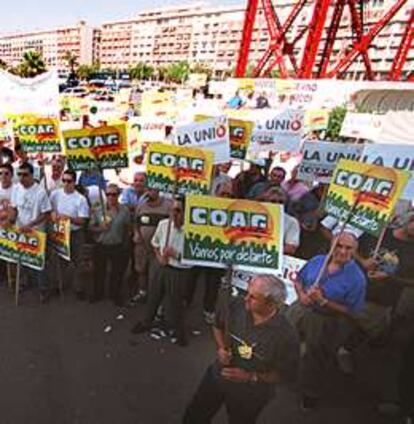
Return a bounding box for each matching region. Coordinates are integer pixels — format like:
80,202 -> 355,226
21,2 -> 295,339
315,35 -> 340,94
106,192 -> 118,197
17,172 -> 30,177
62,178 -> 74,183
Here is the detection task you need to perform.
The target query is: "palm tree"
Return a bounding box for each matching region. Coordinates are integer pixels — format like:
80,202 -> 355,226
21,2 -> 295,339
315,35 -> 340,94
63,51 -> 78,80
128,62 -> 154,80
15,51 -> 46,78
165,61 -> 190,84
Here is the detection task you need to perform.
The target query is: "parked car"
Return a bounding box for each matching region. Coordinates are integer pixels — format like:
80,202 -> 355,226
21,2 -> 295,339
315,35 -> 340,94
62,87 -> 88,97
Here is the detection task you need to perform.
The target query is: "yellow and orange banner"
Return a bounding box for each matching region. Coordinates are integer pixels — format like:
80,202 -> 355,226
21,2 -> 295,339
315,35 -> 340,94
48,218 -> 71,261
146,143 -> 214,195
325,159 -> 410,237
0,226 -> 46,270
62,124 -> 129,170
183,195 -> 283,272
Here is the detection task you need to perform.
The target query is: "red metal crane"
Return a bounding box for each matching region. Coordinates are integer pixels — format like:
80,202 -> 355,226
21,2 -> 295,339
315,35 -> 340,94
235,0 -> 413,80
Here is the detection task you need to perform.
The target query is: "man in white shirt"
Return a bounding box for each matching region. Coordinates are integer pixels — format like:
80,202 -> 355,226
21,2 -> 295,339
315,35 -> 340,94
10,162 -> 52,302
131,196 -> 194,346
50,169 -> 90,298
0,163 -> 17,226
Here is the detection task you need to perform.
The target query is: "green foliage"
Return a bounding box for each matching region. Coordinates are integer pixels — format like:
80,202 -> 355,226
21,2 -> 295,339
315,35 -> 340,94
190,62 -> 213,78
326,105 -> 347,140
165,61 -> 190,83
76,63 -> 100,80
63,51 -> 78,74
128,62 -> 154,80
11,50 -> 46,78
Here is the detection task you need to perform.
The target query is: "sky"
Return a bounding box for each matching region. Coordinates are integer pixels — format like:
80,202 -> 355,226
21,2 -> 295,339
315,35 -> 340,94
0,0 -> 243,34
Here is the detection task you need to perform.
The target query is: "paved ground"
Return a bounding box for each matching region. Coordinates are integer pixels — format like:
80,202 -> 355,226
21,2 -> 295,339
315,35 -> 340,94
0,284 -> 404,424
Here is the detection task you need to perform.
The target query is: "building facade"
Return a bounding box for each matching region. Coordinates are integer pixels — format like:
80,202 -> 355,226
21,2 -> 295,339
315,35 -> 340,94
0,1 -> 412,79
0,21 -> 94,70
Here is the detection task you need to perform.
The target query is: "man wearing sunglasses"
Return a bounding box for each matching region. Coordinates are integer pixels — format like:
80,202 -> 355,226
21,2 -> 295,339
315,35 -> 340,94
50,169 -> 90,298
9,162 -> 52,302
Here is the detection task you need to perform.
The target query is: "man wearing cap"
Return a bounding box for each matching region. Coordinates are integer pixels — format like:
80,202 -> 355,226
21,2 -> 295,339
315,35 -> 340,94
287,232 -> 366,410
183,274 -> 299,424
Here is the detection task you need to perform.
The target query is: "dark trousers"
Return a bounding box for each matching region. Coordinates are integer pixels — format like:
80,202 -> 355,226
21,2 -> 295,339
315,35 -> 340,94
144,264 -> 194,338
202,268 -> 224,313
94,243 -> 129,302
399,332 -> 414,418
183,364 -> 275,424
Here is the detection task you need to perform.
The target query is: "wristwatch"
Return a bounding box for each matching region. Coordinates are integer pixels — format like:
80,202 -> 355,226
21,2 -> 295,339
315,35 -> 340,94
250,372 -> 259,384
319,297 -> 328,307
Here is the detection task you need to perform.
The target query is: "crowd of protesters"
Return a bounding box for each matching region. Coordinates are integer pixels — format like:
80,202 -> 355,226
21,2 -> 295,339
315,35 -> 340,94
0,131 -> 413,423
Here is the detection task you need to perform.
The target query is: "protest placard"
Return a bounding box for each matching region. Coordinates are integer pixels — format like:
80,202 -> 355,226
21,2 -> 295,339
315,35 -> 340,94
146,143 -> 213,195
62,124 -> 129,171
129,117 -> 166,143
183,195 -> 283,272
231,255 -> 306,305
0,226 -> 46,271
12,116 -> 62,153
298,141 -> 364,183
48,218 -> 71,261
250,109 -> 304,153
304,109 -> 330,131
174,116 -> 230,163
140,90 -> 175,119
340,112 -> 382,140
195,114 -> 253,160
362,143 -> 414,200
324,159 -> 410,237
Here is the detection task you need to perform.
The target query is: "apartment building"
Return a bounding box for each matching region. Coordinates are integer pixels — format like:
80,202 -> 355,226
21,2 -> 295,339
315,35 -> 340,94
98,0 -> 413,78
0,1 -> 412,78
100,3 -> 272,73
0,21 -> 94,70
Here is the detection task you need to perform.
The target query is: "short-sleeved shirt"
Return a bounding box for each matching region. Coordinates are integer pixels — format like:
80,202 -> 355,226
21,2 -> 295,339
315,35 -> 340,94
215,297 -> 299,382
96,205 -> 131,246
298,255 -> 366,313
50,188 -> 90,231
134,198 -> 172,247
151,218 -> 191,269
120,187 -> 148,208
11,182 -> 52,230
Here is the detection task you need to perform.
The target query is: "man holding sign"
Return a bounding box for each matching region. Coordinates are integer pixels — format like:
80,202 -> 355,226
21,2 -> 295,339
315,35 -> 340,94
9,162 -> 51,302
287,232 -> 366,410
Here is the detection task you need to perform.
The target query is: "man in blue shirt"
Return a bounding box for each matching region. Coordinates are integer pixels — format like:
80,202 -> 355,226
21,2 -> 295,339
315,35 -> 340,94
120,172 -> 148,211
287,231 -> 366,410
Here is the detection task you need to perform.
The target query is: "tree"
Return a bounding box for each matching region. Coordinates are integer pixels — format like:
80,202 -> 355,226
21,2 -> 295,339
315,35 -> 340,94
76,63 -> 99,81
326,105 -> 347,140
13,50 -> 46,78
128,62 -> 154,80
191,62 -> 213,78
165,61 -> 190,83
63,51 -> 78,79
